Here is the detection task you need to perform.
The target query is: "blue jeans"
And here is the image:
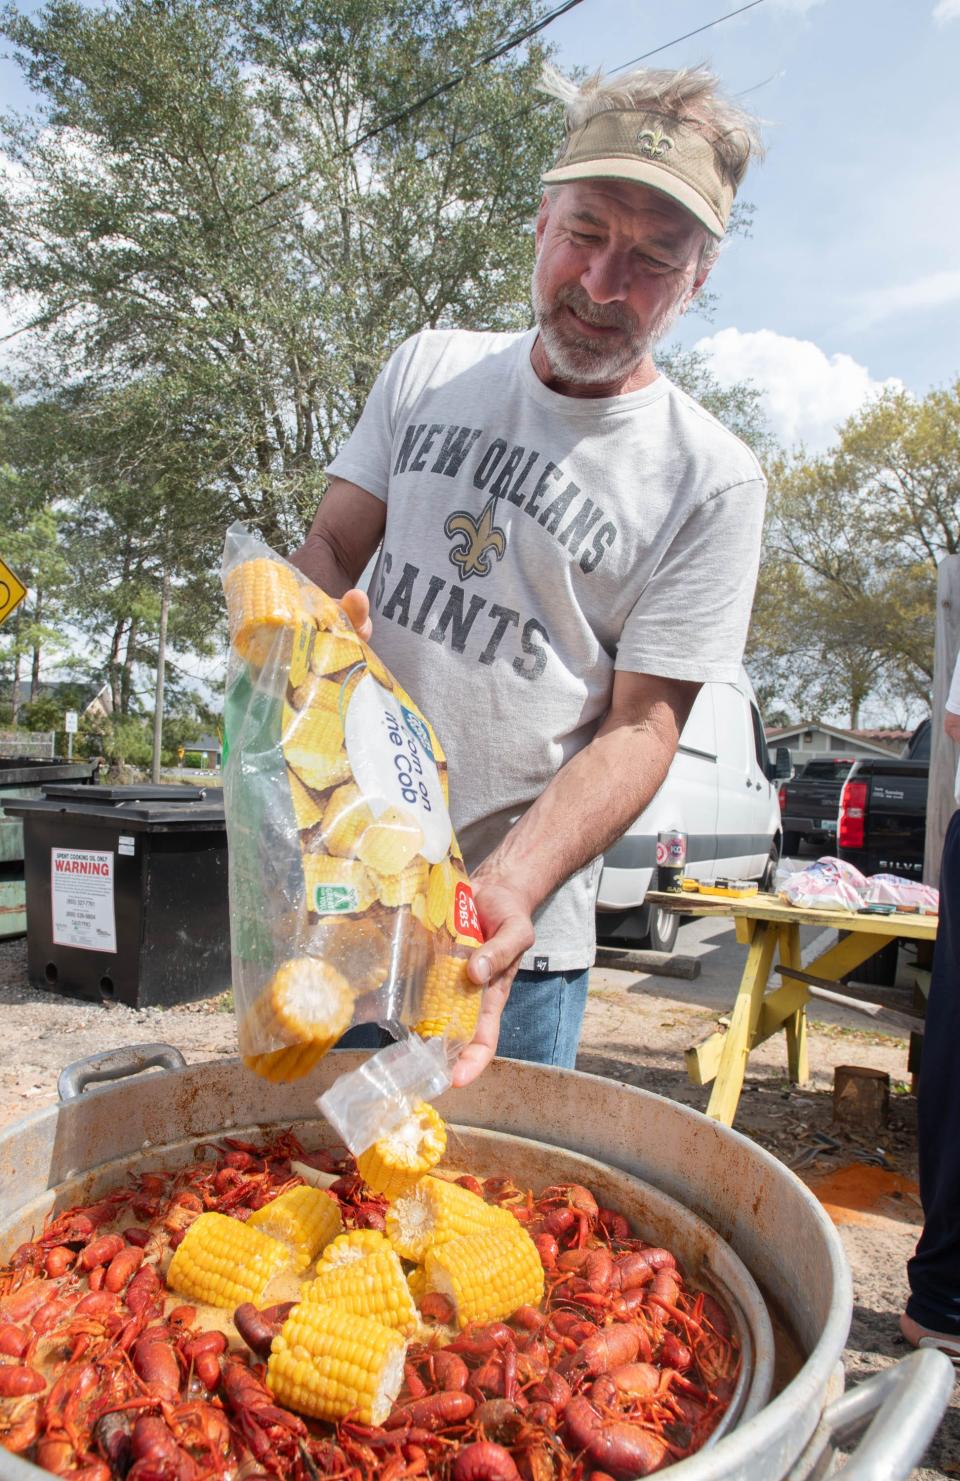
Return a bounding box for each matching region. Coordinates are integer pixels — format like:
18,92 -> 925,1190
337,968 -> 591,1069
496,968 -> 590,1068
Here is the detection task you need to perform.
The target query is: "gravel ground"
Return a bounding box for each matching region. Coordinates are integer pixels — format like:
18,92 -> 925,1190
1,932 -> 957,1477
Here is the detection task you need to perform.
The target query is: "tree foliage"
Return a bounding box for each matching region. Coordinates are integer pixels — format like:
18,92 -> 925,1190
747,383 -> 959,727
1,0 -> 558,550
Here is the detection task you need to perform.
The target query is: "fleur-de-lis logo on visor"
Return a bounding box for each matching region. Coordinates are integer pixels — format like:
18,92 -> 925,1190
445,494 -> 507,581
636,126 -> 674,159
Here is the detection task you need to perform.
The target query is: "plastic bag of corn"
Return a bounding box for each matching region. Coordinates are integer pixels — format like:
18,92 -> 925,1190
221,523 -> 484,1090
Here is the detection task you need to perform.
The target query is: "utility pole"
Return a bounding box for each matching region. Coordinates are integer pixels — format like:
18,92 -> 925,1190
150,569 -> 171,785
924,555 -> 960,885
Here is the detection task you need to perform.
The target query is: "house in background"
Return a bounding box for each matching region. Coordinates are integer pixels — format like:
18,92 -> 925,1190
182,733 -> 222,769
83,682 -> 114,721
765,721 -> 914,770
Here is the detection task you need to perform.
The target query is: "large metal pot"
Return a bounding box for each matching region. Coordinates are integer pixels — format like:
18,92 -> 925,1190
0,1047 -> 953,1480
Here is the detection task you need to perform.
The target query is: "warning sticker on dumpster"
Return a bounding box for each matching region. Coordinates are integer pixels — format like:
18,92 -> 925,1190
51,848 -> 117,953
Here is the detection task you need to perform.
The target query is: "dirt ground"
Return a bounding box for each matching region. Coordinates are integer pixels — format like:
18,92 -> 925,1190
1,931 -> 957,1477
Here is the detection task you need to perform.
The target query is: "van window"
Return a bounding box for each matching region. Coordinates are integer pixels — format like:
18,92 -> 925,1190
750,703 -> 769,774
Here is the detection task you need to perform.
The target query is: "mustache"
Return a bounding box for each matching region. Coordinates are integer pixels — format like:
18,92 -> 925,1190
553,286 -> 639,335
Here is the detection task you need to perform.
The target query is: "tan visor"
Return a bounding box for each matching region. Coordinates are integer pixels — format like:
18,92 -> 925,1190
542,109 -> 734,238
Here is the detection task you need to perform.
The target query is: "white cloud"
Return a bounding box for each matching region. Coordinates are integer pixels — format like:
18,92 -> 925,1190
845,268 -> 960,332
768,0 -> 829,10
933,0 -> 960,23
692,327 -> 903,452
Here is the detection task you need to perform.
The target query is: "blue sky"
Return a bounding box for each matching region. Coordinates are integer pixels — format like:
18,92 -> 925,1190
543,0 -> 960,450
2,0 -> 958,452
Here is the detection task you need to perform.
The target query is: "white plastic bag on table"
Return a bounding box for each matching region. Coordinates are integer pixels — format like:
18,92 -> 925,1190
778,856 -> 867,912
220,523 -> 484,1126
862,874 -> 939,913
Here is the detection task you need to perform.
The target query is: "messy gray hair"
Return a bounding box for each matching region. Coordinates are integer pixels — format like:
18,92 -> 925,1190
539,62 -> 764,266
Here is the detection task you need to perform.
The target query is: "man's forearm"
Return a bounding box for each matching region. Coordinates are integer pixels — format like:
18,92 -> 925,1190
289,527 -> 355,597
476,683 -> 696,913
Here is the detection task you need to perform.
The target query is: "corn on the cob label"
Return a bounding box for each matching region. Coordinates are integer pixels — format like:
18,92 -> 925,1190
344,675 -> 451,864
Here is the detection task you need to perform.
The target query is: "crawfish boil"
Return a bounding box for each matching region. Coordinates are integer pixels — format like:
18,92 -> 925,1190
0,1121 -> 740,1481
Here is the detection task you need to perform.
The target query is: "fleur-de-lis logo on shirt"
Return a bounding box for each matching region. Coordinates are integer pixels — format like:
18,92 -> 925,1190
636,126 -> 673,159
444,494 -> 507,581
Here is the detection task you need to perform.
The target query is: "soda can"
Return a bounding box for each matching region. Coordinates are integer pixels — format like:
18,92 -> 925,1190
656,829 -> 687,893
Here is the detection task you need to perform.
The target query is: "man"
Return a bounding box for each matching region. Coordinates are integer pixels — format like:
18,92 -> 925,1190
292,63 -> 766,1088
902,655 -> 960,1361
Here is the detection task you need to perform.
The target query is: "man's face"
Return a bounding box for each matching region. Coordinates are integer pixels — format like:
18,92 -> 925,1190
532,179 -> 711,388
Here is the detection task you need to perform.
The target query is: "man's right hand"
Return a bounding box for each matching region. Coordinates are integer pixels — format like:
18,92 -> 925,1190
338,588 -> 372,641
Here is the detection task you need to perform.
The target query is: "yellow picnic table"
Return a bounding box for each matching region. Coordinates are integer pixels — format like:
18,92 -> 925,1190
644,889 -> 939,1127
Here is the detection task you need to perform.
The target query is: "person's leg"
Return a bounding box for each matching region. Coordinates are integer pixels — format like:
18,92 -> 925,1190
495,968 -> 590,1068
905,809 -> 960,1343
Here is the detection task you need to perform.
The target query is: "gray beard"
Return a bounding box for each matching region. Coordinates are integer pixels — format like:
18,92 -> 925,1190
531,263 -> 682,386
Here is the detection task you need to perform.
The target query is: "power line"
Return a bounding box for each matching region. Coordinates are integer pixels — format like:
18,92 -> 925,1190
349,0 -> 587,152
432,0 -> 771,162
245,0 -> 588,213
611,0 -> 769,73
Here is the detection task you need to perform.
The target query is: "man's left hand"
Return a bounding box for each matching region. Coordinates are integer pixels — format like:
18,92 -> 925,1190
450,876 -> 535,1088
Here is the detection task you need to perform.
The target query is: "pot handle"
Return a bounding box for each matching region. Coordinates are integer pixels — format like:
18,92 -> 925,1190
820,1348 -> 954,1478
58,1042 -> 188,1102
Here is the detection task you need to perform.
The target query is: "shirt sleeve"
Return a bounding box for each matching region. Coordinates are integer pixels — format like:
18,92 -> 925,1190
614,475 -> 767,684
946,653 -> 960,715
325,336 -> 424,503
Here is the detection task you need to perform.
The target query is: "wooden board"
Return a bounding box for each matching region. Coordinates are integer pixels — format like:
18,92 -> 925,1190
644,890 -> 938,942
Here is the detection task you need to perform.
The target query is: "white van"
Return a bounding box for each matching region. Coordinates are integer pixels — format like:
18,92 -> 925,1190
596,670 -> 788,952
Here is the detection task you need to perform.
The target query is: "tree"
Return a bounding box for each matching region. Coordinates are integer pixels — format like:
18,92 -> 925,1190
748,383 -> 960,724
1,0 -> 558,551
0,390 -> 77,718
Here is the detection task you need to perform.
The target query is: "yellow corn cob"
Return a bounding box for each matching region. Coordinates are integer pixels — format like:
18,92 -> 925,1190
242,1040 -> 331,1084
357,808 -> 424,877
267,1303 -> 406,1425
411,892 -> 430,931
309,915 -> 391,995
287,768 -> 326,832
282,699 -> 352,794
225,559 -> 308,667
302,1246 -> 418,1335
356,1102 -> 447,1201
375,858 -> 429,909
246,1186 -> 343,1272
241,957 -> 355,1084
301,584 -> 344,632
385,1175 -> 515,1262
413,953 -> 482,1043
322,783 -> 375,858
312,630 -> 363,676
319,1229 -> 391,1268
302,855 -> 376,916
426,860 -> 457,931
424,1224 -> 545,1328
167,1211 -> 291,1309
406,1265 -> 427,1305
290,673 -> 344,714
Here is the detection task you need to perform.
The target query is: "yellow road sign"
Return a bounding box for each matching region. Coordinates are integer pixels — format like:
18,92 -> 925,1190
0,559 -> 26,626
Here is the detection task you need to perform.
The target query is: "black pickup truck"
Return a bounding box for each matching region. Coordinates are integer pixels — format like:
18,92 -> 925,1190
837,720 -> 929,881
778,756 -> 857,855
834,720 -> 929,985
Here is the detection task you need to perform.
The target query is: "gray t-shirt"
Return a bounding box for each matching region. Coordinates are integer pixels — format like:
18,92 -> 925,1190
327,328 -> 766,969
